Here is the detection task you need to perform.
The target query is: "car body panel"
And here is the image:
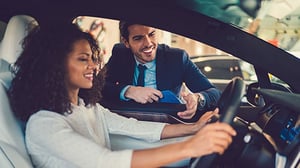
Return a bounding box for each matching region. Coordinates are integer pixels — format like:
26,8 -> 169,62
0,0 -> 299,167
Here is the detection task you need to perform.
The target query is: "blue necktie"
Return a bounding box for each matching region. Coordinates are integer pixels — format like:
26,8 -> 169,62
137,64 -> 147,86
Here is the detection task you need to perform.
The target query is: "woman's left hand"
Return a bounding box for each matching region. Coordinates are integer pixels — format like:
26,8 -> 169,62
194,108 -> 219,131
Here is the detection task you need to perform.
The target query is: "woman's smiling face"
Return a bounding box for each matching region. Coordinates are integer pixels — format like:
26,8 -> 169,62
65,39 -> 98,91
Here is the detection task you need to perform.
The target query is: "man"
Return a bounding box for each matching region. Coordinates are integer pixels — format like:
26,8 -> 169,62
102,21 -> 221,119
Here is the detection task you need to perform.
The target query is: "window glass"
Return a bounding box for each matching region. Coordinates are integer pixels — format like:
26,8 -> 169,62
239,60 -> 257,81
175,0 -> 300,59
195,59 -> 243,79
73,16 -> 257,86
269,74 -> 290,88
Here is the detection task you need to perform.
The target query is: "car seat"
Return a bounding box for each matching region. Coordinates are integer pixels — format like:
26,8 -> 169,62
0,73 -> 33,168
0,15 -> 37,168
0,15 -> 38,73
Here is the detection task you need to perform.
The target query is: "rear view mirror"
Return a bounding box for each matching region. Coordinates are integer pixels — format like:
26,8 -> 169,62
239,0 -> 262,18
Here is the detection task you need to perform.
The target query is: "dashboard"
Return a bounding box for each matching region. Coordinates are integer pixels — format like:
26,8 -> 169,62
253,88 -> 300,167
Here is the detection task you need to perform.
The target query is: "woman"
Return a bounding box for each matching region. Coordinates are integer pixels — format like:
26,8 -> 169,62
9,23 -> 236,168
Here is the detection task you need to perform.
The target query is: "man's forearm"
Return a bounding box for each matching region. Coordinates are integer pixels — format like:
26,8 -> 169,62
201,87 -> 221,109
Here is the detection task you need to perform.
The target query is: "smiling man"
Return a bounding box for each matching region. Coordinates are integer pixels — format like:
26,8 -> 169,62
102,21 -> 221,120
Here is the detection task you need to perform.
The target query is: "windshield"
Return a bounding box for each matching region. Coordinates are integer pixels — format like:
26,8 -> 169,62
176,0 -> 300,59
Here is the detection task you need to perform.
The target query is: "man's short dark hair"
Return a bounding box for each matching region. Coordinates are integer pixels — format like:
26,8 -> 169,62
119,20 -> 135,41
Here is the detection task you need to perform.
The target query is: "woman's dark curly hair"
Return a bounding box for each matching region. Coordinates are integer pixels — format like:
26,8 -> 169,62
9,23 -> 106,122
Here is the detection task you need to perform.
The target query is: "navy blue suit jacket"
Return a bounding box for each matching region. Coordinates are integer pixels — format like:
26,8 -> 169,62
102,43 -> 221,110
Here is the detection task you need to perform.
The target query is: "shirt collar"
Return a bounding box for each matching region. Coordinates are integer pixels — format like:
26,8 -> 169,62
134,55 -> 156,69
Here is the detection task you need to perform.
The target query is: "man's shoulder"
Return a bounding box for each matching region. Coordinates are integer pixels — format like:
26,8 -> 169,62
157,44 -> 186,58
112,43 -> 128,50
111,43 -> 132,56
158,44 -> 185,53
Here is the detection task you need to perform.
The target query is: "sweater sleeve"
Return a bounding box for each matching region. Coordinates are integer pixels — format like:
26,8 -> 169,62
100,105 -> 166,142
26,111 -> 133,168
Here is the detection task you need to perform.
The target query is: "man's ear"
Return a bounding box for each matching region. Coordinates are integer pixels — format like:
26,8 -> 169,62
121,37 -> 130,48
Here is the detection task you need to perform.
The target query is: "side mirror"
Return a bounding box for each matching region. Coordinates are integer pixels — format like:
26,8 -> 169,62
246,82 -> 265,107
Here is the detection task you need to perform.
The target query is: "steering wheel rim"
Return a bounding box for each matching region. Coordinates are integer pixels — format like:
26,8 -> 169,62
190,77 -> 246,168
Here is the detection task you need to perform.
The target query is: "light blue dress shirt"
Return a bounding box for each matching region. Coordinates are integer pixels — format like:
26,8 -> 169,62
120,57 -> 157,100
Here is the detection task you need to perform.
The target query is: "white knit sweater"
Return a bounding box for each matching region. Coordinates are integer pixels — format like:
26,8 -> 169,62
25,99 -> 166,168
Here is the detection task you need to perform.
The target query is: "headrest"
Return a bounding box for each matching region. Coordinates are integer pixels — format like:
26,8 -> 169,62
0,71 -> 13,90
0,15 -> 38,64
0,59 -> 10,73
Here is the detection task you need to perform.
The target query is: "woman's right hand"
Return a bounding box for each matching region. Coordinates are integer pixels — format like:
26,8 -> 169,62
184,122 -> 236,157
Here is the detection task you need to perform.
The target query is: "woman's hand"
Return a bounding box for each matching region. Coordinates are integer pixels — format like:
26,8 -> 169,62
184,122 -> 236,157
192,108 -> 219,132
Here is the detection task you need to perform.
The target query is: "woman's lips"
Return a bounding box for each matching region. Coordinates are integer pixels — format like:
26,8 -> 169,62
84,73 -> 94,81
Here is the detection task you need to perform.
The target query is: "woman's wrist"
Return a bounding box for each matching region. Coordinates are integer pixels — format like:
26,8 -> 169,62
190,122 -> 205,135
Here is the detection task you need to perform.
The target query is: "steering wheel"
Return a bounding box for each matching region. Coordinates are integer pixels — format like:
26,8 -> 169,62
190,77 -> 246,168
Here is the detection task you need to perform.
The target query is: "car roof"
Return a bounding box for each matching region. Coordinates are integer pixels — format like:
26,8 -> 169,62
1,0 -> 300,92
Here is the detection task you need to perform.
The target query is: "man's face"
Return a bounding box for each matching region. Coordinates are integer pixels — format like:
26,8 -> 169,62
123,24 -> 158,64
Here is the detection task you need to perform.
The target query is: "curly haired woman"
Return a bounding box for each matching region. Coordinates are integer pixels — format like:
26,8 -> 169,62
9,23 -> 236,168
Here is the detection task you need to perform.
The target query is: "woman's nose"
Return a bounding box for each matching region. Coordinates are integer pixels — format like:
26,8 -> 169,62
87,61 -> 98,70
87,61 -> 101,75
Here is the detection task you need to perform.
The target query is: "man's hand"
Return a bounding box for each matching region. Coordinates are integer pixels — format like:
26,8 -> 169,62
125,86 -> 163,104
177,92 -> 198,119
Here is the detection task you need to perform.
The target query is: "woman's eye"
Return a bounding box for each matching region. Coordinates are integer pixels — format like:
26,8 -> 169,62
79,58 -> 88,62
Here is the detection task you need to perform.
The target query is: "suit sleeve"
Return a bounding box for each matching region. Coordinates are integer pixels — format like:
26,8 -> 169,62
181,51 -> 221,110
102,43 -> 135,102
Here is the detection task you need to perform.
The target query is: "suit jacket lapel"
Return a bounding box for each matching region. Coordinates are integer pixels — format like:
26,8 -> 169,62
156,44 -> 167,90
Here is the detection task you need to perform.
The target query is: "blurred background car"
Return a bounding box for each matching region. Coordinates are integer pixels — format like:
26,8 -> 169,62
191,54 -> 257,92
